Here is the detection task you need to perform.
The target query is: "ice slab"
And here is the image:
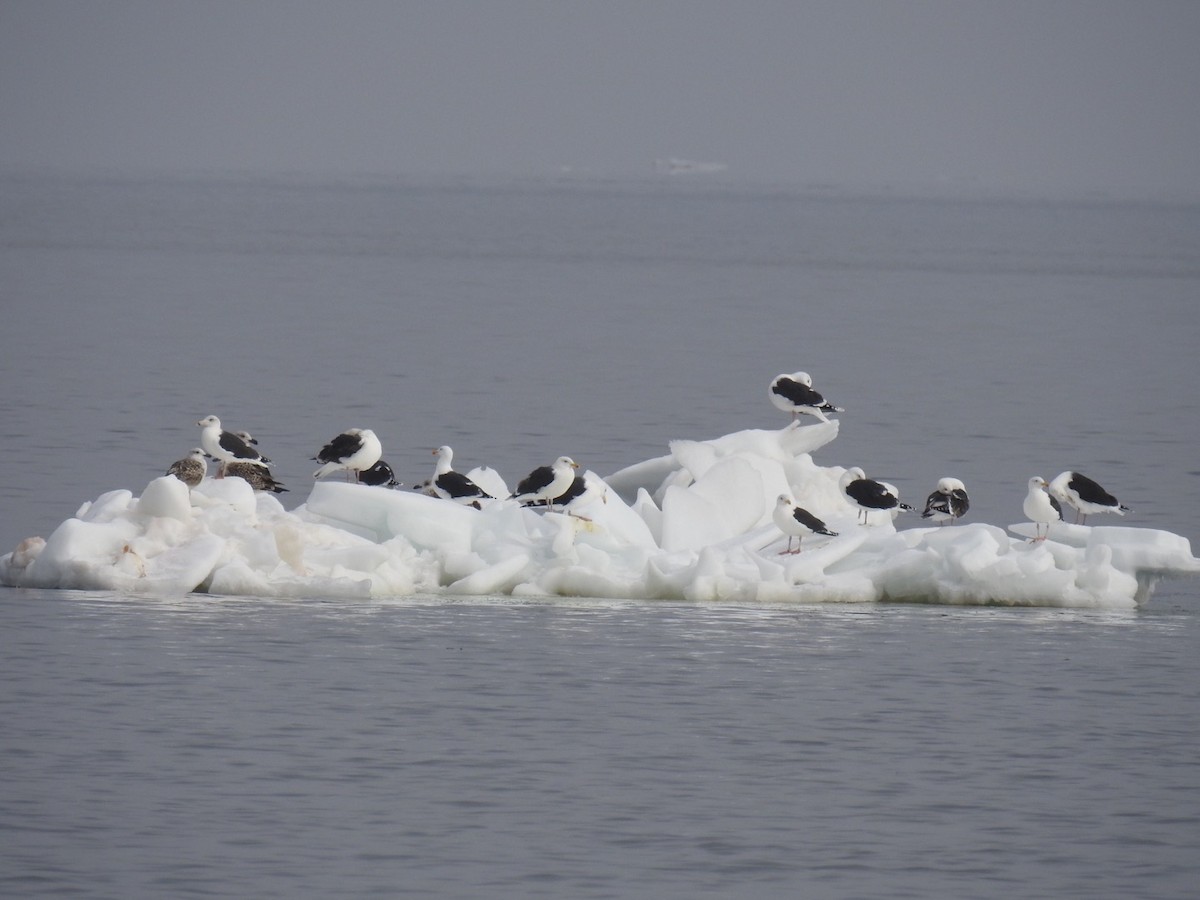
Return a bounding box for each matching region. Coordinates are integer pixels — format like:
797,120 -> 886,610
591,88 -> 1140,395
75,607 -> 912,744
3,423 -> 1197,608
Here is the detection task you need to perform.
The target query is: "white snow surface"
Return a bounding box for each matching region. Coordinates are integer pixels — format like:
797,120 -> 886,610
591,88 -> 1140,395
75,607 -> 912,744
3,421 -> 1197,607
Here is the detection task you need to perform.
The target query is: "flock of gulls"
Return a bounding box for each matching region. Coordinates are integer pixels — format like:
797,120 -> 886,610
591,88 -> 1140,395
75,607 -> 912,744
172,416 -> 586,513
765,371 -> 1130,551
166,373 -> 1131,555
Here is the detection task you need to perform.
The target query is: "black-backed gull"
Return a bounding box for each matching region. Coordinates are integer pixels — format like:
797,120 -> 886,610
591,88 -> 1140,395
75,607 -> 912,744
312,428 -> 383,481
1023,476 -> 1059,542
166,448 -> 207,488
1048,471 -> 1130,524
511,456 -> 579,510
772,495 -> 837,554
431,446 -> 494,506
839,466 -> 913,524
769,371 -> 844,423
521,472 -> 607,519
921,477 -> 970,525
197,415 -> 268,475
359,460 -> 400,488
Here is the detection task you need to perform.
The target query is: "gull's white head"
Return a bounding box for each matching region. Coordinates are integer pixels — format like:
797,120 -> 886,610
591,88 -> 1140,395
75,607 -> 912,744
840,466 -> 866,486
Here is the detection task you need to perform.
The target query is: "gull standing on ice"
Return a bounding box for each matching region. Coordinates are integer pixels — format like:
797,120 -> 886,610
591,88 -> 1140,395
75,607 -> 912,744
225,461 -> 288,493
166,448 -> 207,488
522,472 -> 608,520
312,428 -> 383,482
431,445 -> 494,506
359,460 -> 400,488
1048,471 -> 1130,524
769,371 -> 844,423
1023,476 -> 1060,542
921,477 -> 970,525
840,466 -> 913,525
773,495 -> 837,554
510,456 -> 579,510
197,415 -> 269,476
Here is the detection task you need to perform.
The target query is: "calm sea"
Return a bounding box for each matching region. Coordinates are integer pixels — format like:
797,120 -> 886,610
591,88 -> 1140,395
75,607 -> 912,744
2,171 -> 1199,897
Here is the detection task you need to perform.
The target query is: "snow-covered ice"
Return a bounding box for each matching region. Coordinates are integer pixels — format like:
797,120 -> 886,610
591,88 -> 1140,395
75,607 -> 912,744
3,421 -> 1197,607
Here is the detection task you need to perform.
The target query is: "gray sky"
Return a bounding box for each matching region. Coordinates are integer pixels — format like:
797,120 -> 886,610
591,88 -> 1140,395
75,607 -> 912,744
2,1 -> 1198,193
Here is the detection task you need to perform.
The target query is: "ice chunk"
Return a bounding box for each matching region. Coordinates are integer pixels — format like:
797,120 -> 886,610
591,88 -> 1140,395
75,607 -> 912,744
2,423 -> 1197,608
135,475 -> 193,521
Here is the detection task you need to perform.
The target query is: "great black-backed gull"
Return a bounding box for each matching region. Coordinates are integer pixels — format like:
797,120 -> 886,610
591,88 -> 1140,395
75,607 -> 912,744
521,472 -> 607,519
769,371 -> 844,423
1048,471 -> 1130,524
166,448 -> 207,488
431,446 -> 494,506
839,466 -> 913,524
312,428 -> 383,481
511,456 -> 579,510
1023,476 -> 1059,542
359,460 -> 400,488
225,461 -> 288,494
921,477 -> 970,525
235,430 -> 259,447
197,415 -> 268,475
772,495 -> 837,554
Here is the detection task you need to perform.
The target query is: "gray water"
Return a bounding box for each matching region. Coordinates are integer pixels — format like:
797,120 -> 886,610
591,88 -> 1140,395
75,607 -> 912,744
2,172 -> 1200,897
3,592 -> 1199,899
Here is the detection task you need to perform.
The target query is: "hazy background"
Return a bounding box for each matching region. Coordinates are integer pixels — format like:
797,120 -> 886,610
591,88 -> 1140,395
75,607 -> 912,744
2,1 -> 1199,194
2,2 -> 1198,554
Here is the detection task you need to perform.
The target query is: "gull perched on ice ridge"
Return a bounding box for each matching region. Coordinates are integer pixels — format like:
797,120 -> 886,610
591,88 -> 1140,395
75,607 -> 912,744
921,477 -> 970,525
769,371 -> 844,423
312,428 -> 383,482
773,495 -> 837,554
358,460 -> 400,488
1048,471 -> 1130,524
166,448 -> 207,488
225,461 -> 288,493
521,472 -> 608,520
510,456 -> 579,510
1023,476 -> 1060,542
431,445 -> 494,507
840,466 -> 913,525
197,415 -> 268,475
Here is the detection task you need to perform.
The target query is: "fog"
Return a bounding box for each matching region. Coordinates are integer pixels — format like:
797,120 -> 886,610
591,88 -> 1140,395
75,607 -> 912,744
2,1 -> 1199,193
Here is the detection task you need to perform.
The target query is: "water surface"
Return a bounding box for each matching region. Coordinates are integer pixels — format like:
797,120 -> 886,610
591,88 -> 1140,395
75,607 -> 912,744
3,591 -> 1198,898
2,173 -> 1199,897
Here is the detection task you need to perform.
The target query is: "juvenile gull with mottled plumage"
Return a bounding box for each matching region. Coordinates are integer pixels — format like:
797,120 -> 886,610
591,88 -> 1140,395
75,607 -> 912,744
166,448 -> 207,488
226,461 -> 288,494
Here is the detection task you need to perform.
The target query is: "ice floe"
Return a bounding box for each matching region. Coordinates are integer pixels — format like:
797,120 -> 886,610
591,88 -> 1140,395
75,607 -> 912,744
3,421 -> 1197,607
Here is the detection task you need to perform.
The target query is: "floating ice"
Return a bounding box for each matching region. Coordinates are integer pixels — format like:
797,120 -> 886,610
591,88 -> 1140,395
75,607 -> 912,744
3,422 -> 1197,607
